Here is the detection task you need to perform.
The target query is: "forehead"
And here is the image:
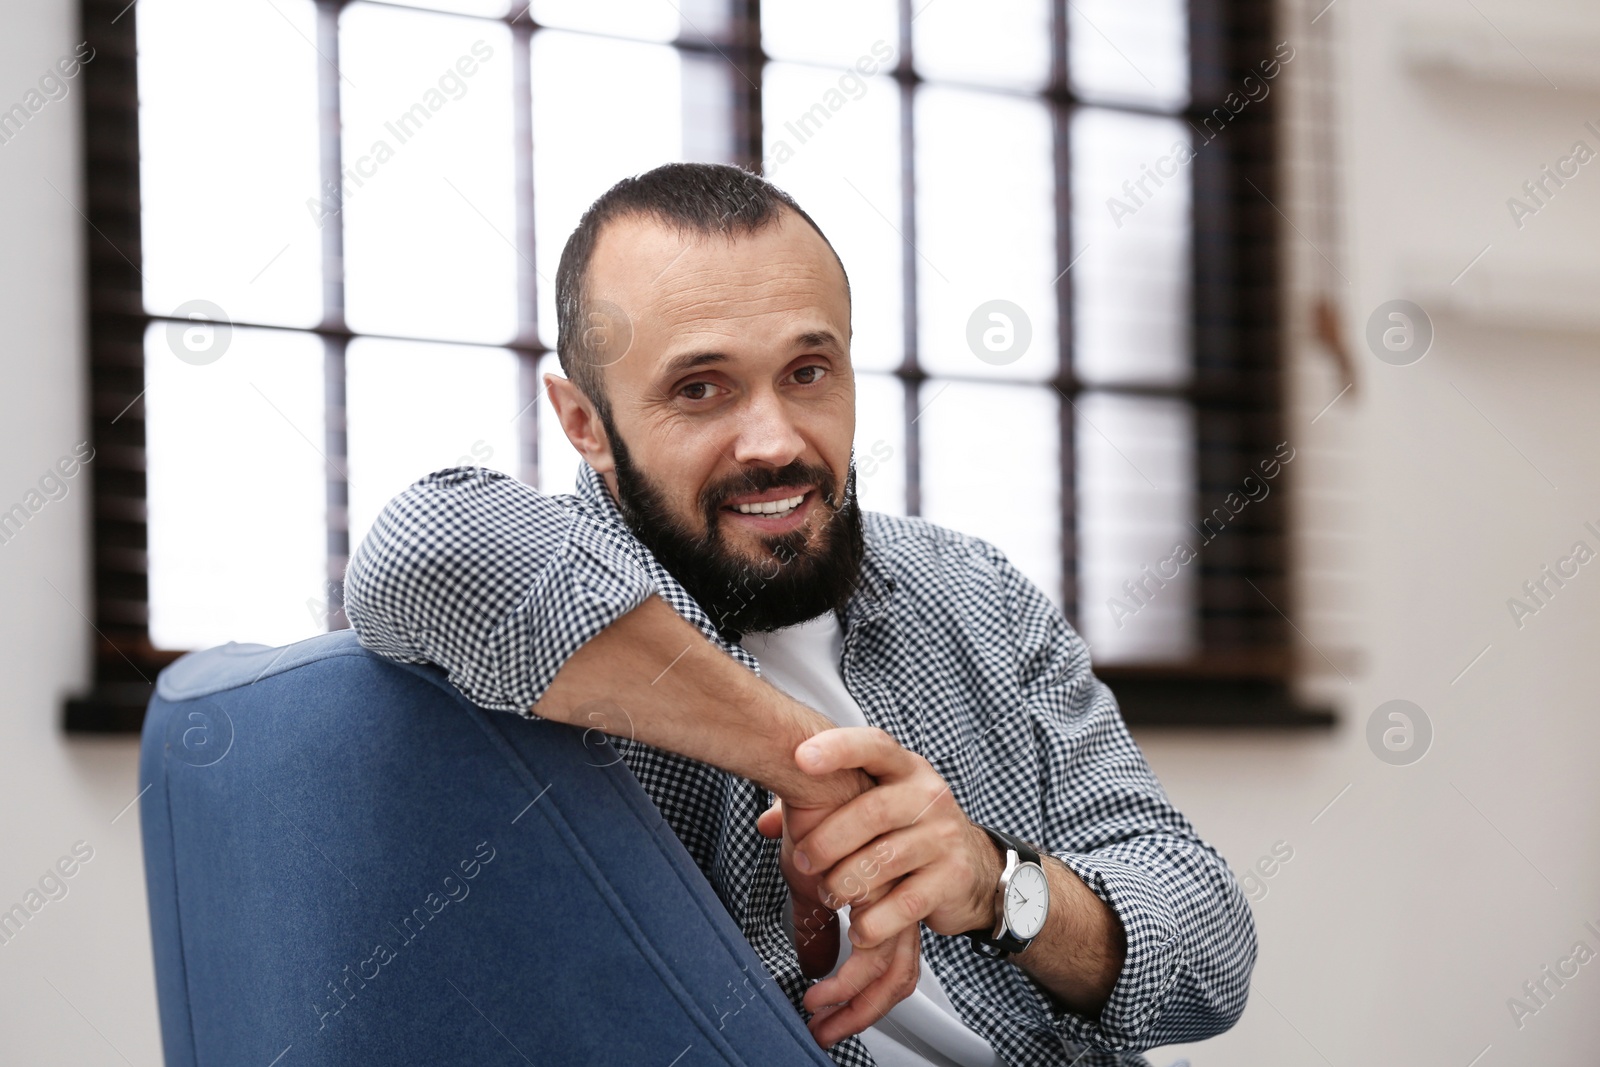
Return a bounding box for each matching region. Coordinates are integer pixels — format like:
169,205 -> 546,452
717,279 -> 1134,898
585,209 -> 850,344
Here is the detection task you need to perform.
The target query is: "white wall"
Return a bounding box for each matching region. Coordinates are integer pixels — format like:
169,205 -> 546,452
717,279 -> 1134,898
1,0 -> 1596,1063
1149,0 -> 1600,1064
0,0 -> 164,1062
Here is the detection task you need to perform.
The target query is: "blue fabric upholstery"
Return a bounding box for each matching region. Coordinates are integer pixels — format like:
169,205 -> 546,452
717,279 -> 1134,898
139,629 -> 835,1067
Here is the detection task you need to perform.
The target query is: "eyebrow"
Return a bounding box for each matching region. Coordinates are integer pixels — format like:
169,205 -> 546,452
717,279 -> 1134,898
795,330 -> 844,352
654,351 -> 729,387
655,330 -> 845,383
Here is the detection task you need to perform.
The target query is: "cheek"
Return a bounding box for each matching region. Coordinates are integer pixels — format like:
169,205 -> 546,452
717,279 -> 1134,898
630,415 -> 728,509
800,387 -> 856,479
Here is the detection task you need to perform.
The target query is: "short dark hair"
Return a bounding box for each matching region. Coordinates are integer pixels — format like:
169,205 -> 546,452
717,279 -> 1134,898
553,162 -> 848,419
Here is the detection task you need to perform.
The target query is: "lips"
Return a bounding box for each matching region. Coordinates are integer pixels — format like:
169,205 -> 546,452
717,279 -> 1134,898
721,484 -> 813,505
718,485 -> 816,528
720,485 -> 814,519
728,492 -> 806,517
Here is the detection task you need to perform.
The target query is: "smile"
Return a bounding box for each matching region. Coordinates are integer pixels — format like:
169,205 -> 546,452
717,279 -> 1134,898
719,485 -> 817,532
729,494 -> 806,517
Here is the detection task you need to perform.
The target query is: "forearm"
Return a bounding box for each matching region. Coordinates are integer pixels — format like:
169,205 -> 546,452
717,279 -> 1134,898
994,544 -> 1251,1042
537,594 -> 868,808
1013,854 -> 1126,1016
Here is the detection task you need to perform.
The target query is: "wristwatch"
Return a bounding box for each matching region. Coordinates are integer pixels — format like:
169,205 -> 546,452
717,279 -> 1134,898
962,824 -> 1051,959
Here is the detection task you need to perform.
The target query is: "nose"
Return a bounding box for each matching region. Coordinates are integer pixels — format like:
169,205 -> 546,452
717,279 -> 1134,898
729,386 -> 805,469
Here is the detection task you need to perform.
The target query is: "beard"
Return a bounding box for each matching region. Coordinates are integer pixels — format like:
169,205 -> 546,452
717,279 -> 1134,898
604,418 -> 866,638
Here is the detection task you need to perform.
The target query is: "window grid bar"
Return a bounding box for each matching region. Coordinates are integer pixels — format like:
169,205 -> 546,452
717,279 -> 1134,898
510,18 -> 542,488
1049,0 -> 1079,624
729,0 -> 765,170
134,312 -> 1241,401
894,0 -> 921,519
315,0 -> 352,632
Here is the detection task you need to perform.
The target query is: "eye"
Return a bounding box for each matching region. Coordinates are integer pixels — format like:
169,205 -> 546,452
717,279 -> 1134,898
678,380 -> 723,401
791,364 -> 827,386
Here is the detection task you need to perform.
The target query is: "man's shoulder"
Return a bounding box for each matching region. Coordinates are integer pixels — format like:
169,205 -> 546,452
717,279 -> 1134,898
390,466 -> 584,510
859,509 -> 1014,589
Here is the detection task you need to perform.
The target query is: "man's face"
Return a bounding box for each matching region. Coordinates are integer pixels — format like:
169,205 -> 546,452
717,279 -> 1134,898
577,209 -> 862,633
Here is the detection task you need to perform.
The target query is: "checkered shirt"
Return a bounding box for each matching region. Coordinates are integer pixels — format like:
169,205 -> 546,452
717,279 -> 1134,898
343,463 -> 1256,1067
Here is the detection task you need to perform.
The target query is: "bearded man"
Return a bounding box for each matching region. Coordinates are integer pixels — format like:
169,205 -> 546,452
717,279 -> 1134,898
345,162 -> 1255,1067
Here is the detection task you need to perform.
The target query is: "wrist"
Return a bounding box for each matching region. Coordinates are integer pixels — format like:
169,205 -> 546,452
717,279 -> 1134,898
961,821 -> 1005,934
760,693 -> 871,809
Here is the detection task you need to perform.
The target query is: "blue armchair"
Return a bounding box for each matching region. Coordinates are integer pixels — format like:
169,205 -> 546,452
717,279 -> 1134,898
139,629 -> 834,1066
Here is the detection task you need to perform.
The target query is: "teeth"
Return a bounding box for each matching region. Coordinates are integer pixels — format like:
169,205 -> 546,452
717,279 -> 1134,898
732,493 -> 805,516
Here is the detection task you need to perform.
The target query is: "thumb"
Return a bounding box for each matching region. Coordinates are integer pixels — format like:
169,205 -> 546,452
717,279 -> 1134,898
756,798 -> 784,839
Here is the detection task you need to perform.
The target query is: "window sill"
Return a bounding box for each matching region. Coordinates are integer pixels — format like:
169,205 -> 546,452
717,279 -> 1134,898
64,684 -> 157,734
1096,668 -> 1336,729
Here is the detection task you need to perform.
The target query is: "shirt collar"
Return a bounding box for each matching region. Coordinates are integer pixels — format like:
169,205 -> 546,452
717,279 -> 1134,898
573,460 -> 897,628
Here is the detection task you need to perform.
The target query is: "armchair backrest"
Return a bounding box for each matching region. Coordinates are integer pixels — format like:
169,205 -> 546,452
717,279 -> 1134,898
139,629 -> 829,1066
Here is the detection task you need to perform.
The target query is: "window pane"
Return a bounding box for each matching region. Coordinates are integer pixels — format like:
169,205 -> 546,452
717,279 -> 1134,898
762,0 -> 898,67
676,0 -> 736,43
1068,0 -> 1189,111
532,30 -> 684,349
764,62 -> 903,372
1071,107 -> 1191,387
1075,392 -> 1196,664
345,338 -> 522,547
915,87 -> 1057,381
530,0 -> 680,42
920,381 -> 1061,607
683,53 -> 738,164
382,0 -> 510,15
852,372 -> 905,516
913,0 -> 1051,92
137,0 -> 322,329
340,4 -> 517,344
537,352 -> 584,495
144,324 -> 326,650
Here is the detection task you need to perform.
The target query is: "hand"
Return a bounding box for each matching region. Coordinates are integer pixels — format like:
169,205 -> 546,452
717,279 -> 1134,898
758,795 -> 923,1048
788,727 -> 1003,951
757,796 -> 842,981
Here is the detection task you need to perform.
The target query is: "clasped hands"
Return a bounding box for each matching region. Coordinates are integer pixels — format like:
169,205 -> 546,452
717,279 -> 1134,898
756,727 -> 1004,1049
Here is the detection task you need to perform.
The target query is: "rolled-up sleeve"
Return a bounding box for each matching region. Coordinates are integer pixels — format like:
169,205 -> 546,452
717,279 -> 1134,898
986,544 -> 1257,1053
343,467 -> 657,715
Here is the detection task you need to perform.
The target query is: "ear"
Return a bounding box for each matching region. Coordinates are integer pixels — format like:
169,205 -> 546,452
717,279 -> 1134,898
545,372 -> 615,476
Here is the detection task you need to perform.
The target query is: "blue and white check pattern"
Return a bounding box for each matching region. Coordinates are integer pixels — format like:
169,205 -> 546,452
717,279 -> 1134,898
344,463 -> 1256,1067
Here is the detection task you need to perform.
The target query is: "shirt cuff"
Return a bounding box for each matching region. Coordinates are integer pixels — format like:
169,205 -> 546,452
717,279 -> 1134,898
1028,851 -> 1183,1050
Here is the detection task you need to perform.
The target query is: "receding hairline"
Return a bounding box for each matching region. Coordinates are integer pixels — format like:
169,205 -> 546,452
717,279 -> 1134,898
578,202 -> 852,302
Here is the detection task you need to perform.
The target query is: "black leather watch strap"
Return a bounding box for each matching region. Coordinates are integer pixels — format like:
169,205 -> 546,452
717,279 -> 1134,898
962,824 -> 1042,958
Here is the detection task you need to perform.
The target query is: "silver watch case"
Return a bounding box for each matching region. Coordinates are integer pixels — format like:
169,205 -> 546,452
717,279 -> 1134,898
989,848 -> 1049,950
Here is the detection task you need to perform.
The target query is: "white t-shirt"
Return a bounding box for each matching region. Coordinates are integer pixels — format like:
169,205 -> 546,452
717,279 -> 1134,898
742,613 -> 1002,1067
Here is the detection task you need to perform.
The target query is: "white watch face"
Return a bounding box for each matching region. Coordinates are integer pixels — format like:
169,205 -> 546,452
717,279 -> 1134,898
1005,862 -> 1050,940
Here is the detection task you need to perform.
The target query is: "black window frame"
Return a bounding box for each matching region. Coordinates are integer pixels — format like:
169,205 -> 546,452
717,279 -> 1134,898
67,0 -> 1332,731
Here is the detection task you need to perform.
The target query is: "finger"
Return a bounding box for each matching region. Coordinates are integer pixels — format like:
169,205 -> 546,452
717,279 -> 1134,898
806,1001 -> 846,1035
846,870 -> 943,950
809,927 -> 921,1048
831,869 -> 897,911
755,799 -> 783,839
818,828 -> 934,910
803,927 -> 895,1012
795,726 -> 918,781
794,778 -> 952,879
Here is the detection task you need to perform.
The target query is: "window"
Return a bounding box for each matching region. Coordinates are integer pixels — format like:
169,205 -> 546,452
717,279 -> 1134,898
70,0 -> 1326,729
